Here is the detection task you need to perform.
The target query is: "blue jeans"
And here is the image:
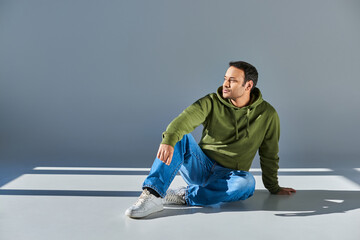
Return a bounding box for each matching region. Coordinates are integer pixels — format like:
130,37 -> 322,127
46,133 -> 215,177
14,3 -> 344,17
142,133 -> 256,206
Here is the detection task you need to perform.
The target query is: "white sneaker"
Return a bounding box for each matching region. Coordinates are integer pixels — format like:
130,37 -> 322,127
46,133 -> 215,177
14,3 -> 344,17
163,186 -> 187,205
125,189 -> 163,218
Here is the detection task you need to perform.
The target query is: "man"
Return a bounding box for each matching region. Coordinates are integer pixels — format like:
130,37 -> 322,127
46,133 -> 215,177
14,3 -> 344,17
125,61 -> 296,218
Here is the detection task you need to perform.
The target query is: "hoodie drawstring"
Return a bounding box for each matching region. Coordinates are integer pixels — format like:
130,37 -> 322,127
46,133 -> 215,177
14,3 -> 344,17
231,109 -> 239,140
246,108 -> 250,138
232,108 -> 251,140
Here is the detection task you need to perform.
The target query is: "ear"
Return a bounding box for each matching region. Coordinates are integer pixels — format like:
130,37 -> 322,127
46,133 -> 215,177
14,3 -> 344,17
246,80 -> 254,91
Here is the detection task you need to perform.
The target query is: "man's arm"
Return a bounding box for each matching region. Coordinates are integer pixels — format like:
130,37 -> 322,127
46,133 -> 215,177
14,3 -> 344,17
158,95 -> 212,165
258,110 -> 296,195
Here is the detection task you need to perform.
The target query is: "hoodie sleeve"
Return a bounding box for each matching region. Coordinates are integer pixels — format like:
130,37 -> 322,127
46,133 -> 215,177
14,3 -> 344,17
161,95 -> 212,147
259,110 -> 281,194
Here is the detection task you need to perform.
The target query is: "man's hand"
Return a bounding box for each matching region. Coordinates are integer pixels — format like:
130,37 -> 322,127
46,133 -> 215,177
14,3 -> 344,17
157,144 -> 174,166
277,187 -> 296,195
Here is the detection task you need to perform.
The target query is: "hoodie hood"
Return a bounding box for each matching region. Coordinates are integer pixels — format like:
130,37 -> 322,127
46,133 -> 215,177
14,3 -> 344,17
216,86 -> 264,139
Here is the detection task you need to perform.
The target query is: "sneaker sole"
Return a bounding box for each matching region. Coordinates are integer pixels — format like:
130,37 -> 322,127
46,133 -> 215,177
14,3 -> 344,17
125,204 -> 164,219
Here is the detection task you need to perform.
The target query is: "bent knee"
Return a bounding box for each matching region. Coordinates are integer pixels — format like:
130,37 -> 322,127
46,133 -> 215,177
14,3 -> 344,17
229,172 -> 255,194
247,173 -> 256,190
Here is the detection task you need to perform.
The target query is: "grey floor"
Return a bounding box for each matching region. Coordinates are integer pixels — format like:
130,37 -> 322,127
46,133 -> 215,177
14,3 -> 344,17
1,158 -> 359,240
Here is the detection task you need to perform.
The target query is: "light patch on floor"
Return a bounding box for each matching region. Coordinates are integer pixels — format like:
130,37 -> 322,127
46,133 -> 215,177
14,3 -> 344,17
1,167 -> 359,191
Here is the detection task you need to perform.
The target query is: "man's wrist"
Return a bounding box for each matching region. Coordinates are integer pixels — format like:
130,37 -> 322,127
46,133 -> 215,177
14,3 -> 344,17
270,186 -> 282,194
161,132 -> 178,147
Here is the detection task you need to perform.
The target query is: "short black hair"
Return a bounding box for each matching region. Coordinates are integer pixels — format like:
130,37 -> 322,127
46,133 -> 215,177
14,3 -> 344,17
229,61 -> 258,91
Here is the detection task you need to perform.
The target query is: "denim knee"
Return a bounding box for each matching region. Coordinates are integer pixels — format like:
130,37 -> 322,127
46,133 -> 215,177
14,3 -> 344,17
227,171 -> 256,200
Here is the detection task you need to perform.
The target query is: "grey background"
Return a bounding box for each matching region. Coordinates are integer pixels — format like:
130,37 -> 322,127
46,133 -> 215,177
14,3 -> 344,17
1,0 -> 359,172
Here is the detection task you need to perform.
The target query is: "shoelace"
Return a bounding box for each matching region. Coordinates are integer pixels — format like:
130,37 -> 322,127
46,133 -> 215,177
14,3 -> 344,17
134,190 -> 152,206
166,190 -> 185,204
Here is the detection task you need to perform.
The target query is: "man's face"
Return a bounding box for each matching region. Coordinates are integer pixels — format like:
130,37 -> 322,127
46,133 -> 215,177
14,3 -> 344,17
222,66 -> 250,99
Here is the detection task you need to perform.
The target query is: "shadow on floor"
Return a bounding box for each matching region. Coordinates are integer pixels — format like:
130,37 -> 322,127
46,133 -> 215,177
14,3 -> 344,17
1,188 -> 359,218
141,190 -> 360,219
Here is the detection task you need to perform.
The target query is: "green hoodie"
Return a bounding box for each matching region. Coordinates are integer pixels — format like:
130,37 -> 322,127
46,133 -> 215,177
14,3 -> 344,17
161,86 -> 281,194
